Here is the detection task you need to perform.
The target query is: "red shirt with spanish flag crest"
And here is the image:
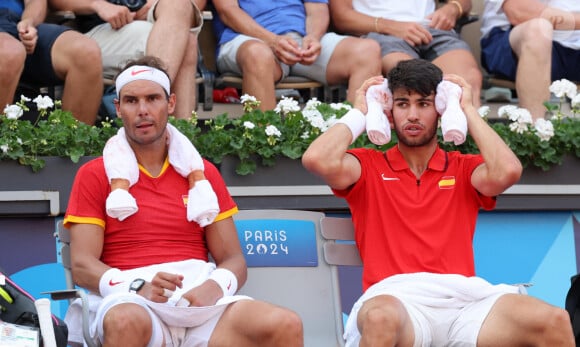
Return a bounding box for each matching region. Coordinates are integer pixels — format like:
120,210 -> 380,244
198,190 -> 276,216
333,146 -> 496,291
64,157 -> 237,270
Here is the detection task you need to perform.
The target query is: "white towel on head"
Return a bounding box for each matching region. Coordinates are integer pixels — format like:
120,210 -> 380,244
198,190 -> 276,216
435,81 -> 468,145
365,79 -> 392,145
103,128 -> 139,220
165,124 -> 219,226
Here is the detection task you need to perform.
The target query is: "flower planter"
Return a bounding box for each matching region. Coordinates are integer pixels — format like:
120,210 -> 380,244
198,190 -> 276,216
0,156 -> 96,215
219,155 -> 347,211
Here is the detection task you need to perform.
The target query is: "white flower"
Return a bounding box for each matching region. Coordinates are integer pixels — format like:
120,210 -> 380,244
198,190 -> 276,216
330,102 -> 352,111
0,144 -> 8,153
16,138 -> 22,145
497,105 -> 518,119
534,119 -> 555,141
274,96 -> 300,115
572,94 -> 580,109
511,108 -> 533,124
33,95 -> 54,110
265,125 -> 281,137
240,94 -> 257,104
477,106 -> 490,118
20,95 -> 31,102
549,79 -> 577,99
304,98 -> 321,110
3,104 -> 24,119
243,121 -> 255,129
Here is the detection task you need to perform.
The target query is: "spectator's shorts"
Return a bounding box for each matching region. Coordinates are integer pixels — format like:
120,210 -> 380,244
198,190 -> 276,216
365,27 -> 470,61
481,26 -> 580,81
84,0 -> 202,79
217,31 -> 346,83
0,8 -> 69,85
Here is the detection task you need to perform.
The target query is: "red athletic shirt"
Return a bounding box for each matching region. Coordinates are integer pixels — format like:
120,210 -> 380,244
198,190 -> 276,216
333,146 -> 496,291
64,157 -> 238,270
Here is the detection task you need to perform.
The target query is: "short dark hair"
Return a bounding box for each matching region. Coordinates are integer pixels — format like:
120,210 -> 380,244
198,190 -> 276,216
387,59 -> 442,97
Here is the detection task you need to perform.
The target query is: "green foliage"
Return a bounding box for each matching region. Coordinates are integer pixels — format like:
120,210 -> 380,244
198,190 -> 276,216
2,95 -> 580,175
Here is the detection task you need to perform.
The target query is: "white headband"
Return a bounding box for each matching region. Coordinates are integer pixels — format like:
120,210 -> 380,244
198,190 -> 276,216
115,65 -> 171,97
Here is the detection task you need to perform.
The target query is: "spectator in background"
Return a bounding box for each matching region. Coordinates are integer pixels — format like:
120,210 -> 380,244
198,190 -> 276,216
49,0 -> 204,119
329,0 -> 483,107
481,0 -> 580,121
1,0 -> 102,124
211,0 -> 382,111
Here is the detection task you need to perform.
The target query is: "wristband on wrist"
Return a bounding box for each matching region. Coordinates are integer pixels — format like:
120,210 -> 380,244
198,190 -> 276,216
99,268 -> 128,297
336,108 -> 366,144
208,268 -> 237,297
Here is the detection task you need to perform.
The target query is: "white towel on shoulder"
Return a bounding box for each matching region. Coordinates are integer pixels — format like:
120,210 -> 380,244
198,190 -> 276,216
103,128 -> 139,220
165,124 -> 219,226
436,80 -> 468,145
102,124 -> 219,226
365,79 -> 392,145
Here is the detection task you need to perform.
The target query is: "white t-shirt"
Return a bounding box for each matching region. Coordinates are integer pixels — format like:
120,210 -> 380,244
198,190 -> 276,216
353,0 -> 435,23
481,0 -> 580,49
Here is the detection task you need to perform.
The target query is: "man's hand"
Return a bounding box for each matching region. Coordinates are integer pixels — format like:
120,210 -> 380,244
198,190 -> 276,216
180,279 -> 224,307
389,22 -> 432,46
353,75 -> 385,114
136,272 -> 183,302
299,35 -> 321,65
427,5 -> 459,31
93,1 -> 136,30
16,19 -> 37,54
270,35 -> 302,65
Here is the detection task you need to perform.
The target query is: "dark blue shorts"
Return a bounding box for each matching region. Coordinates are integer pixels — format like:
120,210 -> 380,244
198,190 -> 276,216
0,8 -> 70,85
481,26 -> 580,81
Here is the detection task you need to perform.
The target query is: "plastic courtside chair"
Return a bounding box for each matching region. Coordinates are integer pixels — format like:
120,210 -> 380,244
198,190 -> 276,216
45,220 -> 96,347
233,209 -> 345,347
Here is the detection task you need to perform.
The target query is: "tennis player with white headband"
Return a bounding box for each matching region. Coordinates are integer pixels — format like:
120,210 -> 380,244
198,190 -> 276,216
62,56 -> 303,347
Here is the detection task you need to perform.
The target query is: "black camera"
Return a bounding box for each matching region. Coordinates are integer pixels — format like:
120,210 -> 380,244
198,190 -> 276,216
107,0 -> 147,12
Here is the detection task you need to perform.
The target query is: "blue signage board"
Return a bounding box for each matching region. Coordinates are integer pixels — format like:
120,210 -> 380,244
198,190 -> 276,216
235,219 -> 318,267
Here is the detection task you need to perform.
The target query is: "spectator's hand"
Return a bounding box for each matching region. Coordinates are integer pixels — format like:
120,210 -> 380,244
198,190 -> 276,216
299,35 -> 321,65
390,22 -> 432,46
134,0 -> 153,20
180,279 -> 224,307
94,1 -> 136,30
353,75 -> 385,114
136,272 -> 183,303
16,19 -> 37,54
427,6 -> 458,31
270,35 -> 302,65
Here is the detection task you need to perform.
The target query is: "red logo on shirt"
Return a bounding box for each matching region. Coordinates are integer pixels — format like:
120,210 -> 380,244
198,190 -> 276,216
131,68 -> 152,76
109,279 -> 124,286
226,281 -> 232,290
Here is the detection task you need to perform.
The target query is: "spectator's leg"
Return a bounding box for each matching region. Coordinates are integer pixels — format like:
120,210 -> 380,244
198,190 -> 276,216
170,31 -> 198,119
509,18 -> 553,121
381,52 -> 414,76
0,33 -> 26,108
237,40 -> 283,111
51,31 -> 102,125
433,50 -> 482,107
147,0 -> 197,118
326,37 -> 381,104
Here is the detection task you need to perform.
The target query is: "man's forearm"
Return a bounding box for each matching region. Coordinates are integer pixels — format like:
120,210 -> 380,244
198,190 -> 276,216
22,0 -> 46,26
